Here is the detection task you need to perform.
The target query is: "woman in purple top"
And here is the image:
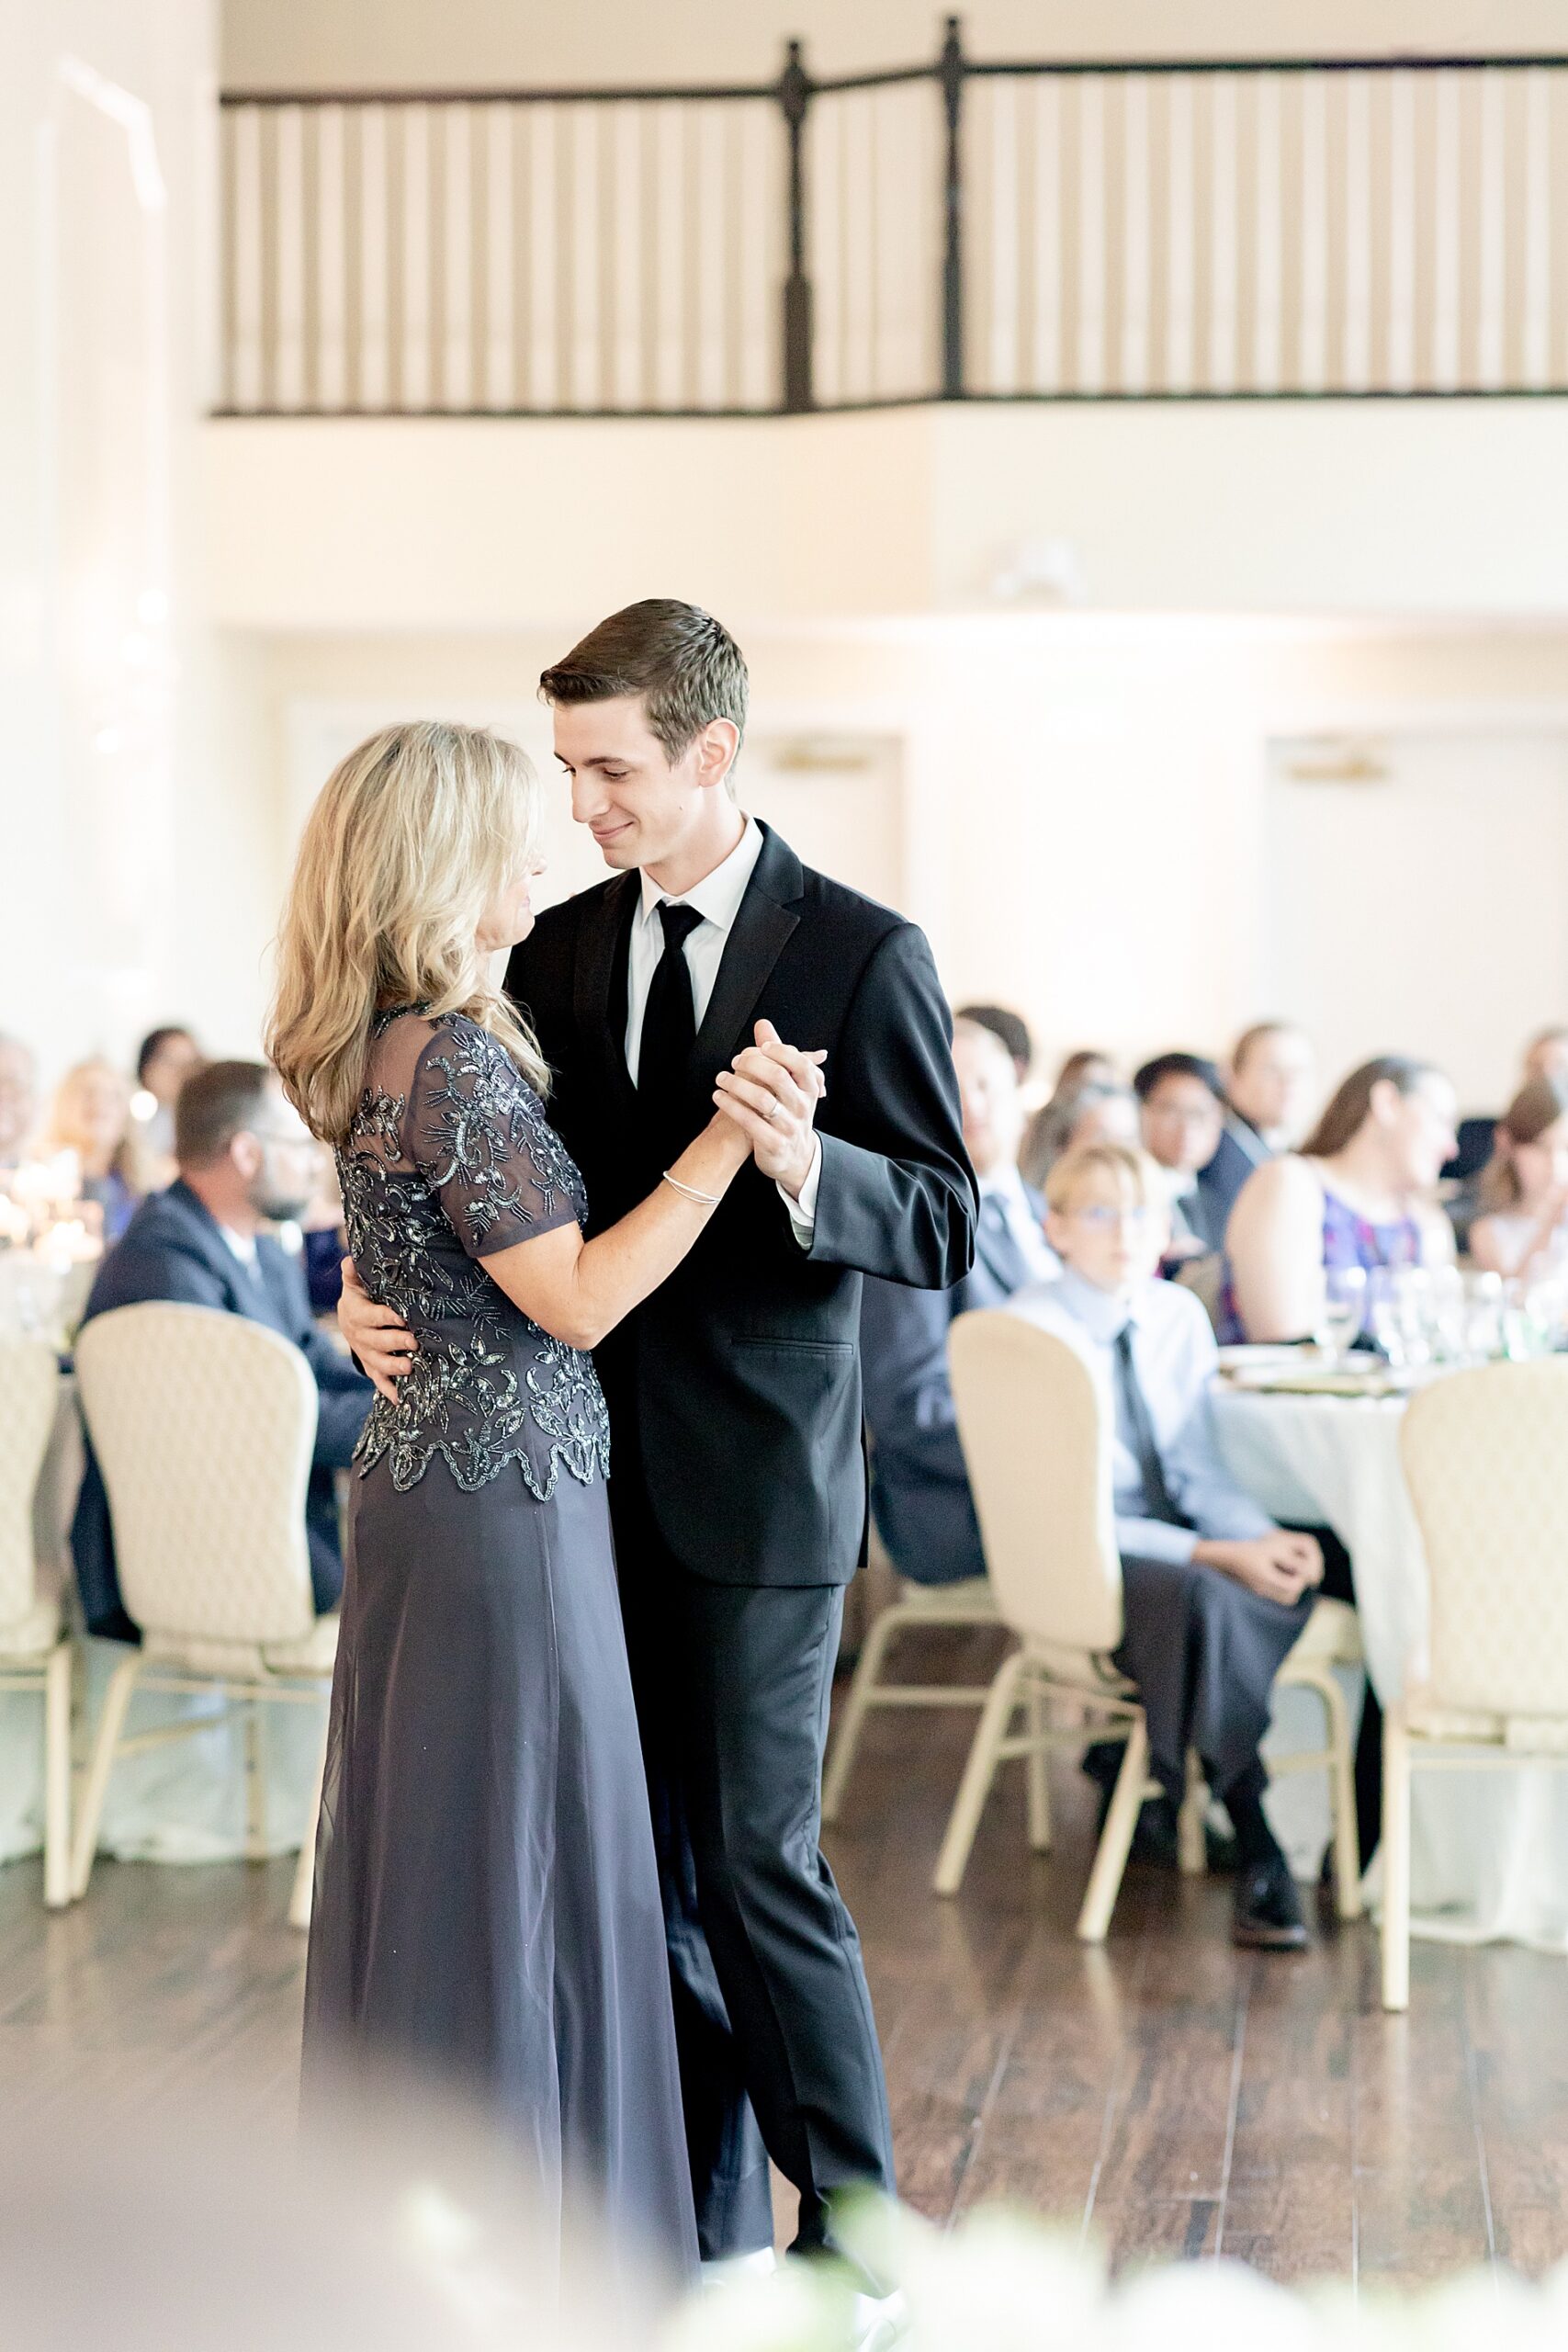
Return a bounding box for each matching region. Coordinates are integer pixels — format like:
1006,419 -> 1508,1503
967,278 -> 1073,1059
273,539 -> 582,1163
1222,1056 -> 1457,1345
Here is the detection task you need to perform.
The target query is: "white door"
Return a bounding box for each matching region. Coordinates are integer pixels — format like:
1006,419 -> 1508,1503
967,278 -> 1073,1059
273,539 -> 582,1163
739,732 -> 904,908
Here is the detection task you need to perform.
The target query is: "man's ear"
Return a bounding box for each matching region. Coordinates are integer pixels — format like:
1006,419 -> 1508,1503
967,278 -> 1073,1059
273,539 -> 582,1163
694,718 -> 740,792
230,1131 -> 264,1183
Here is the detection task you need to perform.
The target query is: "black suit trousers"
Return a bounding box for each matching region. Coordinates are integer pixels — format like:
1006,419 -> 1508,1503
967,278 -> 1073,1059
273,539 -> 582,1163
609,1466 -> 895,2259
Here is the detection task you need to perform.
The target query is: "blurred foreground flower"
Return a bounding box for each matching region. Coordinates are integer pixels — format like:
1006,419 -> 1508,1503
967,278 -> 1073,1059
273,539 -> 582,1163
666,2193 -> 1568,2352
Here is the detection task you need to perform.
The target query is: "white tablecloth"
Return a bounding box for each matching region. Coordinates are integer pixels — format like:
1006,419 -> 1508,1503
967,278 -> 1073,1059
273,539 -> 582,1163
0,1382 -> 325,1871
1216,1384 -> 1568,1951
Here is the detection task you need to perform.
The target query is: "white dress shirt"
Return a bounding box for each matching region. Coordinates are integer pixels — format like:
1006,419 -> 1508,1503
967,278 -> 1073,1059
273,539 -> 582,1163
1007,1269 -> 1274,1566
626,815 -> 820,1239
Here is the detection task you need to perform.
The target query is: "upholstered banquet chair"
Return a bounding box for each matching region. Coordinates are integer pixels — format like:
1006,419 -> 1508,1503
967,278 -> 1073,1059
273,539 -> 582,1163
1389,1359 -> 1568,2009
936,1310 -> 1363,1940
0,1338 -> 72,1907
73,1302 -> 337,1929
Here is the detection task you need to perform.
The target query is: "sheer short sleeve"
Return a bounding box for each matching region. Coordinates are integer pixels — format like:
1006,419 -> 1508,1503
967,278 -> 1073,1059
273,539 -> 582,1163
401,1015 -> 581,1260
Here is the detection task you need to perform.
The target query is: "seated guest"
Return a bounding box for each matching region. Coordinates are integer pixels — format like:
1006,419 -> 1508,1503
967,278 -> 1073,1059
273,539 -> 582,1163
1020,1079 -> 1138,1193
1469,1073 -> 1568,1280
1445,1026 -> 1568,1245
0,1032 -> 37,1169
955,1001 -> 1033,1088
860,1015 -> 1055,1588
1133,1052 -> 1229,1261
44,1058 -> 151,1243
72,1060 -> 371,1642
1055,1048 -> 1118,1094
132,1024 -> 204,1177
1202,1021 -> 1318,1225
1010,1142 -> 1324,1950
1224,1055 -> 1458,1344
1524,1024 -> 1568,1088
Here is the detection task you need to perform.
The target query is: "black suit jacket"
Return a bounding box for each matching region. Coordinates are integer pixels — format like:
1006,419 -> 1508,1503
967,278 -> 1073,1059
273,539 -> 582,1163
71,1181 -> 372,1639
859,1183 -> 1046,1587
505,824 -> 976,1586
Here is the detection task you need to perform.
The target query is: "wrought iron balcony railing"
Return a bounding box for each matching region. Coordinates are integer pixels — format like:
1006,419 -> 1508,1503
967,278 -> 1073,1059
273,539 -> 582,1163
218,20 -> 1568,415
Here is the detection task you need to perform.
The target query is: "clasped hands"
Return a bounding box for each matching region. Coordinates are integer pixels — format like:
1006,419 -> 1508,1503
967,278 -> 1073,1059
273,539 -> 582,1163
711,1018 -> 827,1200
1192,1530 -> 1324,1607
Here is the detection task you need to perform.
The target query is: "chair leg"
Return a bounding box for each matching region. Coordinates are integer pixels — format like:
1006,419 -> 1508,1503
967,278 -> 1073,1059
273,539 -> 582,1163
822,1603 -> 909,1824
1077,1717 -> 1149,1945
243,1702 -> 268,1862
42,1640 -> 73,1910
1025,1686 -> 1052,1853
1381,1701 -> 1412,2012
69,1651 -> 142,1901
1177,1748 -> 1207,1877
288,1709 -> 330,1933
932,1649 -> 1026,1897
1311,1669 -> 1363,1923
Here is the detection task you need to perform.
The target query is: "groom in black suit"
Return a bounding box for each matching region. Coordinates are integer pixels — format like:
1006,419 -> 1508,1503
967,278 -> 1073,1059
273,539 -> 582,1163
347,602 -> 975,2267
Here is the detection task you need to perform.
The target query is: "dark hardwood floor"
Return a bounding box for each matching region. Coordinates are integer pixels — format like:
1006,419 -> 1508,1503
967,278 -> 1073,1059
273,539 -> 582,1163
3,1655 -> 1565,2291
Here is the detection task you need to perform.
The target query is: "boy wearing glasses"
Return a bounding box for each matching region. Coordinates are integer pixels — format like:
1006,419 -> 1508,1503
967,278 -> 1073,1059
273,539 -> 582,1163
1010,1140 -> 1324,1951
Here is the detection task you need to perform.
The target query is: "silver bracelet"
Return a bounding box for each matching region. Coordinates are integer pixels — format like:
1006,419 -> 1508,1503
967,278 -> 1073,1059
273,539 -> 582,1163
662,1169 -> 722,1209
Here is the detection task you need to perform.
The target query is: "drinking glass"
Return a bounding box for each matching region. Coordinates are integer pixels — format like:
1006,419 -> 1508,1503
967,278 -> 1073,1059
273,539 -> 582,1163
1319,1265 -> 1367,1365
1368,1267 -> 1405,1368
1462,1270 -> 1504,1364
1427,1265 -> 1467,1364
1393,1266 -> 1433,1369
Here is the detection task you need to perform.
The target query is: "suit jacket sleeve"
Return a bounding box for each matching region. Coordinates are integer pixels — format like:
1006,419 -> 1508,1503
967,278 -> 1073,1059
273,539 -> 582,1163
858,1275 -> 971,1488
807,922 -> 977,1287
266,1248 -> 372,1469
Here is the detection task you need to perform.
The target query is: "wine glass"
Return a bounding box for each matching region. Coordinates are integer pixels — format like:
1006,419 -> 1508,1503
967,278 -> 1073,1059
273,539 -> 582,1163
1427,1265 -> 1467,1364
1319,1265 -> 1367,1366
1462,1270 -> 1504,1364
1368,1267 -> 1406,1369
1393,1266 -> 1433,1369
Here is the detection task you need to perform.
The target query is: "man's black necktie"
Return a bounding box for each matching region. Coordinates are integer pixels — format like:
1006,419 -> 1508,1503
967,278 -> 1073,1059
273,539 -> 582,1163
637,900 -> 705,1101
1112,1320 -> 1185,1527
976,1192 -> 1031,1295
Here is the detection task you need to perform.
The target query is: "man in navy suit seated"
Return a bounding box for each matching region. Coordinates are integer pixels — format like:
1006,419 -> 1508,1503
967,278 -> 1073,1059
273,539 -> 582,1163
1201,1021 -> 1319,1228
72,1060 -> 372,1641
859,1013 -> 1055,1587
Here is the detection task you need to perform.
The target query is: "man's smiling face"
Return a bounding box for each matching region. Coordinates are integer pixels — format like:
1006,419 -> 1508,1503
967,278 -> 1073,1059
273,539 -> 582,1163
553,695 -> 722,875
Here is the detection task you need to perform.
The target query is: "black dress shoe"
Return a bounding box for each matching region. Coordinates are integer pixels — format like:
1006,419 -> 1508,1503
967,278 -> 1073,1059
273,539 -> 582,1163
1233,1857 -> 1309,1951
1094,1786 -> 1241,1874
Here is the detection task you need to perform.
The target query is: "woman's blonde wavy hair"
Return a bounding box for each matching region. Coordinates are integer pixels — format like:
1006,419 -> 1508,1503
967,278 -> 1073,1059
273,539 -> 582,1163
267,721 -> 550,1145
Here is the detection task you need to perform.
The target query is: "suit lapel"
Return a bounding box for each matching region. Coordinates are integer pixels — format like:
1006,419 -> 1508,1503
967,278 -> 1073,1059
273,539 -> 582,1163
689,823 -> 803,1082
572,871 -> 640,1123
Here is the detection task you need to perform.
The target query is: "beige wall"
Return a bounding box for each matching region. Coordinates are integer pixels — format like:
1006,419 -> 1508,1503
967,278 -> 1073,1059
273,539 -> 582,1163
253,618 -> 1568,1113
222,1 -> 1568,91
202,399 -> 1568,633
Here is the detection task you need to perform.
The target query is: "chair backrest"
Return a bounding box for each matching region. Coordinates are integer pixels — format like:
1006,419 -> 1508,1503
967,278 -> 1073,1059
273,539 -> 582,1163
948,1309 -> 1123,1655
0,1338 -> 60,1631
75,1302 -> 319,1646
1400,1359 -> 1568,1722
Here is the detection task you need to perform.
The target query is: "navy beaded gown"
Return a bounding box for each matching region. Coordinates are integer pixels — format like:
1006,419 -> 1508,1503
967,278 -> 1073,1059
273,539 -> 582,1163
301,1008 -> 697,2282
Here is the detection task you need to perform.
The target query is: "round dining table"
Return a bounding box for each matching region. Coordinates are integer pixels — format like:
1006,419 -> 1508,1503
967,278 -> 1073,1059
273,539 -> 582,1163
1214,1380 -> 1568,1951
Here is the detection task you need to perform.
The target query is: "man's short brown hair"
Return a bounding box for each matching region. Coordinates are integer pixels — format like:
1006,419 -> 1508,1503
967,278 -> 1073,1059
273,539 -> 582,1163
175,1060 -> 274,1169
538,599 -> 749,763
